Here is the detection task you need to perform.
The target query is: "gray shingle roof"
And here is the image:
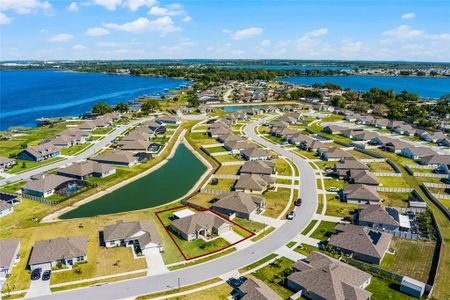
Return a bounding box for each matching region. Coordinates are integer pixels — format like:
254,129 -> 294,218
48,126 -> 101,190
170,211 -> 230,236
343,184 -> 381,202
234,174 -> 274,191
103,220 -> 161,246
57,161 -> 115,177
212,191 -> 264,215
0,238 -> 20,269
240,160 -> 275,175
22,174 -> 76,193
29,236 -> 88,265
358,205 -> 399,227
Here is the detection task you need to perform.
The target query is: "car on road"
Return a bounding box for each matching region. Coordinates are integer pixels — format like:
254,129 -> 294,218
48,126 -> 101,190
294,198 -> 302,206
42,270 -> 51,281
31,268 -> 42,280
328,187 -> 340,192
286,211 -> 296,220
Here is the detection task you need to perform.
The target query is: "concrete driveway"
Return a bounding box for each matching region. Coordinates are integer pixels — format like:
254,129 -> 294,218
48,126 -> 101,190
25,269 -> 51,298
143,248 -> 168,276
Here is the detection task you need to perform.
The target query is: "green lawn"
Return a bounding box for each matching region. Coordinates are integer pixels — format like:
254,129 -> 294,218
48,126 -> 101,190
381,238 -> 435,283
293,149 -> 319,159
215,165 -> 241,175
61,143 -> 92,156
251,226 -> 275,242
6,157 -> 64,174
186,193 -> 216,209
326,194 -> 358,217
366,277 -> 415,300
214,154 -> 243,163
168,248 -> 236,271
239,253 -> 277,273
347,150 -> 375,159
378,192 -> 411,208
87,168 -> 131,186
264,134 -> 284,144
91,127 -> 114,135
310,221 -> 337,241
377,176 -> 411,188
301,220 -> 318,235
313,160 -> 336,170
263,188 -> 291,218
206,146 -> 228,154
232,217 -> 266,234
253,257 -> 295,299
367,162 -> 395,173
189,132 -> 218,145
273,158 -> 293,176
0,180 -> 26,193
205,178 -> 236,191
316,195 -> 324,214
294,243 -> 320,256
323,178 -> 344,190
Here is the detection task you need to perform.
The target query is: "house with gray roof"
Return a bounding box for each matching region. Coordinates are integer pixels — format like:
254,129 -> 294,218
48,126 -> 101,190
17,142 -> 60,162
374,118 -> 390,129
103,220 -> 162,254
0,239 -> 20,279
208,125 -> 232,138
223,140 -> 254,154
240,148 -> 271,161
212,191 -> 265,219
156,115 -> 181,125
343,184 -> 381,204
119,140 -> 151,152
0,201 -> 14,218
217,134 -> 241,144
349,170 -> 379,186
236,278 -> 282,300
90,151 -> 140,167
356,205 -> 411,232
400,147 -> 436,160
286,251 -> 372,300
170,211 -> 232,241
393,124 -> 416,136
300,138 -> 329,152
240,160 -> 275,176
57,161 -> 116,180
28,236 -> 88,270
368,136 -> 395,146
21,174 -> 82,198
383,140 -> 411,153
234,174 -> 274,194
328,224 -> 392,264
341,128 -> 364,139
319,147 -> 353,161
352,131 -> 379,141
323,125 -> 346,135
0,156 -> 15,172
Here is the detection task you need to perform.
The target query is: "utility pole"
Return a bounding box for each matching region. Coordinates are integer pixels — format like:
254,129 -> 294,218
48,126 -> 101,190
177,277 -> 180,290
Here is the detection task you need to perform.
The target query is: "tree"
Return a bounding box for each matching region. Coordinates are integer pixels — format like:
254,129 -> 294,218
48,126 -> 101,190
114,102 -> 128,113
141,98 -> 161,113
331,95 -> 346,108
92,102 -> 113,115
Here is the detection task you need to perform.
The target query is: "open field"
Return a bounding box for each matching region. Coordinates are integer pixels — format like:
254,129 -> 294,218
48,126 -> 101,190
381,238 -> 435,283
263,188 -> 291,218
323,178 -> 344,190
213,154 -> 243,163
215,165 -> 241,175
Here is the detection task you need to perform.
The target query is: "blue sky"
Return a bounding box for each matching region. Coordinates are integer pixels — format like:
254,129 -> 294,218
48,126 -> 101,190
1,0 -> 449,62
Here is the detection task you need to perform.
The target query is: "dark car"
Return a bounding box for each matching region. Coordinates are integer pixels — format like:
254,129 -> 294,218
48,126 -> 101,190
31,268 -> 42,280
294,198 -> 302,206
238,276 -> 247,284
42,270 -> 51,281
227,277 -> 241,288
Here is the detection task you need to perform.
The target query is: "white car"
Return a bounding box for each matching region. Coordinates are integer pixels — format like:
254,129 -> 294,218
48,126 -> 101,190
286,211 -> 296,220
328,187 -> 340,192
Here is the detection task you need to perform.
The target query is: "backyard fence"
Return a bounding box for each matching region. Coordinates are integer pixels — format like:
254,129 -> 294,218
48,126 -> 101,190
221,161 -> 245,166
346,257 -> 403,282
201,143 -> 224,148
360,158 -> 386,163
423,182 -> 450,189
405,165 -> 448,178
407,164 -> 436,170
376,187 -> 414,192
210,151 -> 233,156
211,174 -> 240,179
373,172 -> 402,177
200,188 -> 227,194
21,193 -> 58,206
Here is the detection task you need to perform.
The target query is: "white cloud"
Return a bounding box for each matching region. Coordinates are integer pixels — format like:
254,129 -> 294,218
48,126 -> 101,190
96,41 -> 121,47
382,25 -> 424,39
261,39 -> 271,47
93,0 -> 122,10
340,39 -> 365,58
68,2 -> 79,11
124,0 -> 157,11
149,4 -> 185,16
72,44 -> 88,50
182,16 -> 192,22
85,27 -> 110,36
304,28 -> 328,38
104,16 -> 181,35
0,0 -> 51,14
224,27 -> 263,40
401,12 -> 415,20
48,33 -> 74,42
0,12 -> 12,25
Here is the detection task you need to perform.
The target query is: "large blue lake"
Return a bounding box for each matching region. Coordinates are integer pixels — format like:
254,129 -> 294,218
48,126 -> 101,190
0,70 -> 188,130
222,65 -> 351,70
280,75 -> 450,99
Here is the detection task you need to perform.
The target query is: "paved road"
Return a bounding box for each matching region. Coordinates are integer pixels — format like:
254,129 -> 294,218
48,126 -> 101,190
0,118 -> 152,186
32,116 -> 318,300
223,88 -> 233,102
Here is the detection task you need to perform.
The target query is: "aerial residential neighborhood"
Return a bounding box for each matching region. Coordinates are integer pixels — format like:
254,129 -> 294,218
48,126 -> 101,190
1,1 -> 450,300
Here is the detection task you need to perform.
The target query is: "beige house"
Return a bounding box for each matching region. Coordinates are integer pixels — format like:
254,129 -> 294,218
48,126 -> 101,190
170,211 -> 232,241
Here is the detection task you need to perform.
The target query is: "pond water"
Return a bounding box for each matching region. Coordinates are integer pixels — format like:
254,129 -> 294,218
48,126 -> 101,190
60,143 -> 206,219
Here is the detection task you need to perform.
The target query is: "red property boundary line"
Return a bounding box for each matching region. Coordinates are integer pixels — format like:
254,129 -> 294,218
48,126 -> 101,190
154,205 -> 256,261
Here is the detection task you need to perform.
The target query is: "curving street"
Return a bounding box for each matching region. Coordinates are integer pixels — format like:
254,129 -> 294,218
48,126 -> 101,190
32,116 -> 318,300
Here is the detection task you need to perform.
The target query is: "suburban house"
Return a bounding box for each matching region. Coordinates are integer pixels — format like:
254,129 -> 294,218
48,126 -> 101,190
341,128 -> 364,139
144,120 -> 166,135
119,140 -> 151,152
78,120 -> 97,131
235,278 -> 282,300
300,138 -> 329,152
170,211 -> 232,241
50,134 -> 84,148
400,147 -> 436,160
328,224 -> 392,264
198,105 -> 216,114
392,124 -> 416,136
323,125 -> 346,135
155,115 -> 181,125
349,170 -> 380,186
17,142 -> 60,162
21,174 -> 83,198
0,239 -> 20,280
319,147 -> 353,161
0,201 -> 14,217
211,191 -> 265,219
418,131 -> 446,143
217,134 -> 241,144
223,140 -> 253,154
122,131 -> 152,142
356,205 -> 411,232
420,154 -> 450,167
234,174 -> 274,194
437,138 -> 450,147
90,151 -> 140,167
102,220 -> 162,254
343,184 -> 381,204
334,157 -> 369,178
383,140 -> 411,153
286,251 -> 372,300
286,132 -> 309,145
240,160 -> 276,176
208,125 -> 232,138
387,120 -> 405,130
368,136 -> 395,146
352,131 -> 379,141
28,236 -> 88,270
374,118 -> 390,129
356,115 -> 375,125
240,148 -> 271,161
57,161 -> 116,180
0,156 -> 16,172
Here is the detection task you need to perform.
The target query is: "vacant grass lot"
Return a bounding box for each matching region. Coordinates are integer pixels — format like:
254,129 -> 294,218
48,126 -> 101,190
378,192 -> 411,208
367,162 -> 395,173
205,178 -> 236,191
206,146 -> 228,154
189,132 -> 218,145
263,188 -> 291,218
326,194 -> 358,217
186,193 -> 216,209
214,154 -> 243,163
292,149 -> 319,159
310,221 -> 337,241
215,165 -> 241,175
253,257 -> 294,299
377,176 -> 411,188
323,178 -> 344,190
347,150 -> 375,159
381,238 -> 435,283
272,158 -> 293,176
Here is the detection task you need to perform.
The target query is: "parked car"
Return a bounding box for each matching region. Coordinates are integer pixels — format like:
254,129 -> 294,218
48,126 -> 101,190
328,187 -> 340,192
294,198 -> 302,206
31,268 -> 42,280
42,270 -> 51,281
227,277 -> 241,288
238,276 -> 247,284
286,211 -> 296,220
